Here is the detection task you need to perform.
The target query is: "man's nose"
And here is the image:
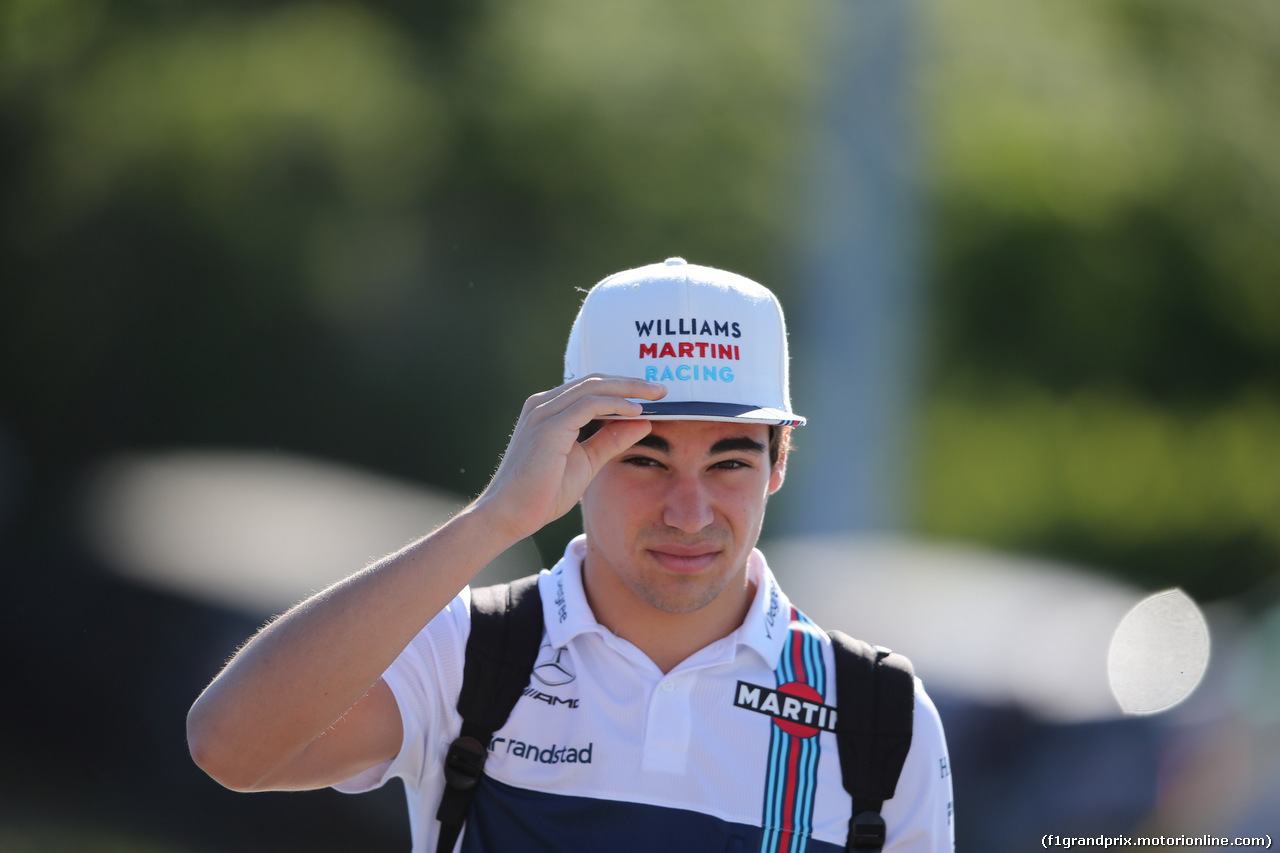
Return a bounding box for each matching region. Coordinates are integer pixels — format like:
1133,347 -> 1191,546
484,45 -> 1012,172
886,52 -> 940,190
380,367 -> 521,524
662,474 -> 715,533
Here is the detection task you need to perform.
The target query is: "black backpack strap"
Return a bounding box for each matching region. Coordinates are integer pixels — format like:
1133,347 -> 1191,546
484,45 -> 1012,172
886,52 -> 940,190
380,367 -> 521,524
435,574 -> 544,853
829,631 -> 915,853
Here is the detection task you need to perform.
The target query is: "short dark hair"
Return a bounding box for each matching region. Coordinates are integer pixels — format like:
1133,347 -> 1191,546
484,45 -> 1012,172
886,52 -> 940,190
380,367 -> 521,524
767,424 -> 790,468
577,422 -> 790,468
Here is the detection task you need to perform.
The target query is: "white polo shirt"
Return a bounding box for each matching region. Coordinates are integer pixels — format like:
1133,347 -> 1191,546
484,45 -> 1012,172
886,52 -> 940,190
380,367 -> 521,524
336,536 -> 954,852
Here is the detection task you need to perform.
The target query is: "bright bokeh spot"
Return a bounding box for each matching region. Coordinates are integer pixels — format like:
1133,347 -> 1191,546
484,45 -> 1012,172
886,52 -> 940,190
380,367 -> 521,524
1107,588 -> 1210,714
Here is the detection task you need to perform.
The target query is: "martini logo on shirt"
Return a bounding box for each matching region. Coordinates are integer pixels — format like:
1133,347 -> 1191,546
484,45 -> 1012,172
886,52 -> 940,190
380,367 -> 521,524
734,680 -> 837,738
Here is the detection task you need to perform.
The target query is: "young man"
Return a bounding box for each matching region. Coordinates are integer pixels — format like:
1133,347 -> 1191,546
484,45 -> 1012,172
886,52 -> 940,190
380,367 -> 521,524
187,258 -> 954,851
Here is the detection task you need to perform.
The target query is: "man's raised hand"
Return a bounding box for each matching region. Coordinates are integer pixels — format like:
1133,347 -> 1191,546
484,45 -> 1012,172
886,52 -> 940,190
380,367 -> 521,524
473,375 -> 666,543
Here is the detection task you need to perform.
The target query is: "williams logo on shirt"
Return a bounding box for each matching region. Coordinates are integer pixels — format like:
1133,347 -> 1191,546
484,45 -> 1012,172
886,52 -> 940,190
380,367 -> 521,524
734,680 -> 837,738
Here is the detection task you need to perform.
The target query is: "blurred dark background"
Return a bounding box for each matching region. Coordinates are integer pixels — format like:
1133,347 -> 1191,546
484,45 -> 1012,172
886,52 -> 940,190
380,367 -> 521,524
1,0 -> 1277,850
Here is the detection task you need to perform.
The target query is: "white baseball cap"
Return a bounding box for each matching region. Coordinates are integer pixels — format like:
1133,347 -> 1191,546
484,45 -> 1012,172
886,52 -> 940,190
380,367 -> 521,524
564,258 -> 806,426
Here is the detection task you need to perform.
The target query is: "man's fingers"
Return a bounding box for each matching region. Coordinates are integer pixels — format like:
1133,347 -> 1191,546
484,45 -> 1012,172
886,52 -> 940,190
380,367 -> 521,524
519,378 -> 665,437
559,394 -> 645,426
572,374 -> 667,397
578,419 -> 653,475
528,376 -> 666,419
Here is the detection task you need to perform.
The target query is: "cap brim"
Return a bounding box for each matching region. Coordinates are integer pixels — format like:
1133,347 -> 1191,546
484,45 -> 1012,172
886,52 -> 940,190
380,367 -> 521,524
599,400 -> 805,426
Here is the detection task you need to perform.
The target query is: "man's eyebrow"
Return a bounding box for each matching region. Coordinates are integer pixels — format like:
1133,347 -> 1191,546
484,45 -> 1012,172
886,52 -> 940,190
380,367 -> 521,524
708,436 -> 767,456
632,434 -> 671,454
628,434 -> 765,456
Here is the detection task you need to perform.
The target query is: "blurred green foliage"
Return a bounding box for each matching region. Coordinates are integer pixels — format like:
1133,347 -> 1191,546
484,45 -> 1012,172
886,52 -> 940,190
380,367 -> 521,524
0,0 -> 1275,599
915,388 -> 1279,593
916,0 -> 1279,598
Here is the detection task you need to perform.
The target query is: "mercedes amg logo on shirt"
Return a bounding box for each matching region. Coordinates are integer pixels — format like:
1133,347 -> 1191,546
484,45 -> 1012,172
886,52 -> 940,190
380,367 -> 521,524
533,644 -> 576,686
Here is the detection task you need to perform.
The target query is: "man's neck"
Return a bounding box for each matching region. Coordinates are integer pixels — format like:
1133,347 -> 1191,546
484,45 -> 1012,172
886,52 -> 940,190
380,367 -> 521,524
579,552 -> 758,674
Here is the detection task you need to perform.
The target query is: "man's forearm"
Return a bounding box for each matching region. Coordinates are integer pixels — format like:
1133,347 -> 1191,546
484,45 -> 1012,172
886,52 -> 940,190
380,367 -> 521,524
185,501 -> 518,790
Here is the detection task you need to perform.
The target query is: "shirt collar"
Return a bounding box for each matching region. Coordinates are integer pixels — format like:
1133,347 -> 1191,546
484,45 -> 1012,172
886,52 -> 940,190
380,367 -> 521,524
736,547 -> 792,668
538,534 -> 794,668
539,535 -> 603,648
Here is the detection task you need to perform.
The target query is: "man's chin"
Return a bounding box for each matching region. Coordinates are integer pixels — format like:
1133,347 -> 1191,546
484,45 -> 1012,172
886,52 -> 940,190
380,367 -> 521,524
627,571 -> 734,615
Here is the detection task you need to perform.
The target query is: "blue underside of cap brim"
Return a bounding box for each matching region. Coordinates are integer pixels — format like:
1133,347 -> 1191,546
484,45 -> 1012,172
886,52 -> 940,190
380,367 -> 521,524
598,400 -> 806,426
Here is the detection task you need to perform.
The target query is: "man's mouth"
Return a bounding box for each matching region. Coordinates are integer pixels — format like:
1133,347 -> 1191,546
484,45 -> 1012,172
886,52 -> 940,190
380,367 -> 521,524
646,545 -> 722,573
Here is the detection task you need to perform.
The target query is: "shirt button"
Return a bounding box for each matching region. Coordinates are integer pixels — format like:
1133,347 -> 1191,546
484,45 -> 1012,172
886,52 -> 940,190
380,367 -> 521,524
661,681 -> 676,693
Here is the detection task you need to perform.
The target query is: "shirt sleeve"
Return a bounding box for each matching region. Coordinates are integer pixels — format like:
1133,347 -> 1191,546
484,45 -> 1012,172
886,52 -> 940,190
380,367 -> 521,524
880,679 -> 955,853
331,588 -> 473,795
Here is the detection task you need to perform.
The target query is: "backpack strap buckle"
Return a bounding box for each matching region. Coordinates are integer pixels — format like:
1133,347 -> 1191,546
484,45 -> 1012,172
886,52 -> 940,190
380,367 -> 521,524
436,735 -> 490,851
442,735 -> 488,793
847,809 -> 886,850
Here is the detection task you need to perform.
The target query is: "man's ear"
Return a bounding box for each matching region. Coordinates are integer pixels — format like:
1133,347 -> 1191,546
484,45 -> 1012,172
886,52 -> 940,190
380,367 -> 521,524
767,427 -> 789,495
